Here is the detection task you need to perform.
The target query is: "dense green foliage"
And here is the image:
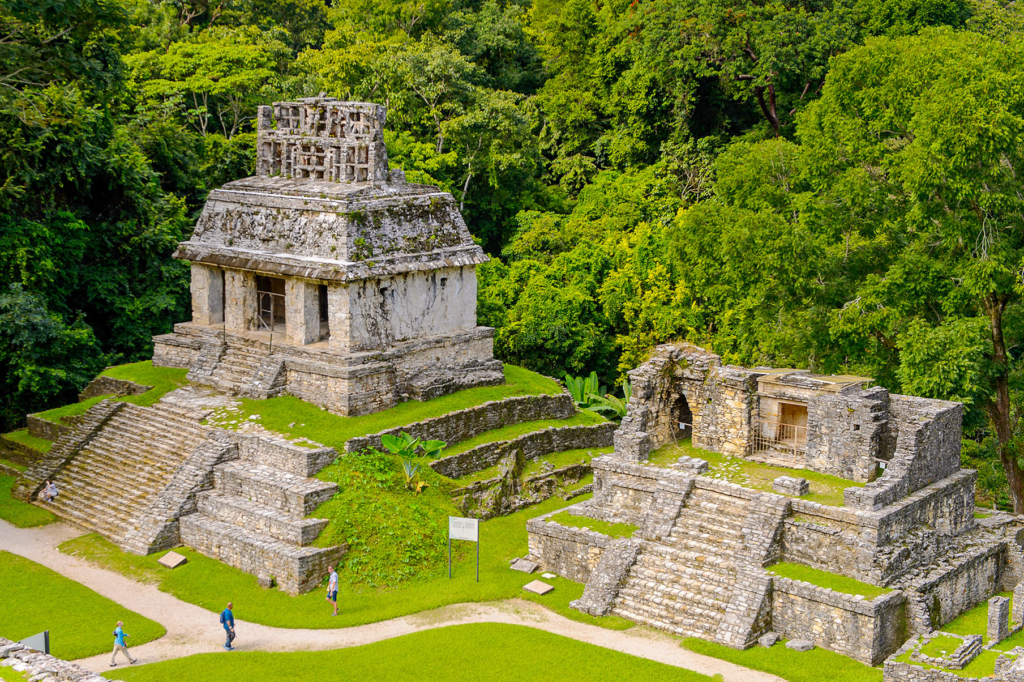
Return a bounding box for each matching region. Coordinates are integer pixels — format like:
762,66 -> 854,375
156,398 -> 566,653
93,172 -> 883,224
3,0 -> 1024,503
0,551 -> 165,659
105,624 -> 709,682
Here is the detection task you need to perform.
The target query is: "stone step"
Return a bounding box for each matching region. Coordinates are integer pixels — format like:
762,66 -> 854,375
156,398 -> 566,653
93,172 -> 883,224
214,462 -> 337,516
617,580 -> 729,613
630,559 -> 737,592
196,492 -> 329,546
180,513 -> 345,594
685,487 -> 752,516
42,498 -> 135,542
611,599 -> 722,638
673,507 -> 747,536
662,531 -> 742,556
54,465 -> 172,504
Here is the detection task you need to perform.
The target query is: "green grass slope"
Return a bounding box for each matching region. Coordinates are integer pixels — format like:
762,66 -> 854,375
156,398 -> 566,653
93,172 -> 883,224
683,638 -> 882,682
0,551 -> 165,660
104,623 -> 715,682
0,475 -> 56,527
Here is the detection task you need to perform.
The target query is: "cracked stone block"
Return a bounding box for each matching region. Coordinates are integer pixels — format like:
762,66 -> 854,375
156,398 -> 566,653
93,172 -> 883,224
785,639 -> 815,652
772,476 -> 810,496
510,558 -> 539,573
523,580 -> 554,595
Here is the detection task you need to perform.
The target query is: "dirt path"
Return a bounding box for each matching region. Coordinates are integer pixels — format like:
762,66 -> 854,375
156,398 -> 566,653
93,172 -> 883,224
0,520 -> 783,681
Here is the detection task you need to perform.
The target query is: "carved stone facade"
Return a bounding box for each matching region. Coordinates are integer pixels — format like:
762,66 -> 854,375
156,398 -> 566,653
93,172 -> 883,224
153,97 -> 503,416
526,342 -> 1024,666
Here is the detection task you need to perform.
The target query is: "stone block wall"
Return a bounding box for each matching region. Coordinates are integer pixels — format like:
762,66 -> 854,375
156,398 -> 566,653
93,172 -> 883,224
430,422 -> 616,479
588,456 -> 662,525
846,396 -> 963,511
26,415 -> 66,441
152,330 -> 201,368
0,637 -> 108,682
345,391 -> 575,453
526,509 -> 614,582
230,431 -> 336,477
771,577 -> 907,665
803,386 -> 889,482
909,542 -> 1005,630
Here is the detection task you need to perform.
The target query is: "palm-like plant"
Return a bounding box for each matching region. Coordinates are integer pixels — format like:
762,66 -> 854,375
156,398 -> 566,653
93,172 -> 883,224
587,380 -> 633,421
564,371 -> 606,409
380,433 -> 448,459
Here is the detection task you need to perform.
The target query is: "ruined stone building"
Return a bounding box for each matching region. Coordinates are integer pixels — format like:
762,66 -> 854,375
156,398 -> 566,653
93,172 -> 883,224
527,343 -> 1024,666
153,97 -> 504,416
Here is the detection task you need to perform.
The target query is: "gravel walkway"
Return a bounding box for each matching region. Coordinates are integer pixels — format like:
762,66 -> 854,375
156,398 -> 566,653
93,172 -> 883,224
0,520 -> 782,681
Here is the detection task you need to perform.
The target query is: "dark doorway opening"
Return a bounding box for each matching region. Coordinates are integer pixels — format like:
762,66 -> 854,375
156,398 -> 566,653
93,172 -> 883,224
673,394 -> 693,440
318,284 -> 330,341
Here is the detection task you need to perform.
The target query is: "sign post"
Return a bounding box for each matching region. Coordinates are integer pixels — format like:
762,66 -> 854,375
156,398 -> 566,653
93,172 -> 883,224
448,516 -> 480,582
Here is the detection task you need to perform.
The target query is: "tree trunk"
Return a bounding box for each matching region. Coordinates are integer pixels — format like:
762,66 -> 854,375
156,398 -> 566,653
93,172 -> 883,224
985,293 -> 1024,513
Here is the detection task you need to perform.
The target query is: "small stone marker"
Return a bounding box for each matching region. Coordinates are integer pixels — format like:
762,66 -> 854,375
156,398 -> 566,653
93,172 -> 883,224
1014,581 -> 1024,626
673,456 -> 709,475
785,639 -> 815,652
158,551 -> 187,569
510,558 -> 539,574
773,476 -> 810,497
989,595 -> 1011,644
759,632 -> 780,648
523,580 -> 554,595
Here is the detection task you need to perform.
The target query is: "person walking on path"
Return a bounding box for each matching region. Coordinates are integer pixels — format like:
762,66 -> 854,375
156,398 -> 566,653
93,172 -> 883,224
109,621 -> 137,667
220,602 -> 235,651
326,565 -> 339,616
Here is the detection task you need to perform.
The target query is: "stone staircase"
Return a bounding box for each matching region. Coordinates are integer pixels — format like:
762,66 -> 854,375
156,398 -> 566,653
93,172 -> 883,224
206,344 -> 267,394
179,449 -> 346,595
611,486 -> 750,638
40,403 -> 209,546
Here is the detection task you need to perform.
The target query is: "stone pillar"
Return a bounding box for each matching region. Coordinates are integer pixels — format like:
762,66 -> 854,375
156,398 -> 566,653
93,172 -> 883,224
190,264 -> 224,325
1014,582 -> 1024,626
989,595 -> 1010,644
327,283 -> 352,350
285,279 -> 321,345
224,270 -> 257,333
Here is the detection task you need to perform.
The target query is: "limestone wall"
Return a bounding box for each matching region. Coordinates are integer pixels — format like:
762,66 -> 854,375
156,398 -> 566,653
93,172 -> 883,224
910,542 -> 1005,630
26,415 -> 66,441
803,386 -> 889,482
230,431 -> 336,477
345,391 -> 575,453
0,637 -> 108,682
526,510 -> 613,582
771,577 -> 907,665
430,422 -> 616,479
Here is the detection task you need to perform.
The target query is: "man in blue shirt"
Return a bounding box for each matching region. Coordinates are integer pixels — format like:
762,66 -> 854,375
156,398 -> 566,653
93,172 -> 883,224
326,565 -> 339,616
220,602 -> 236,651
110,620 -> 137,666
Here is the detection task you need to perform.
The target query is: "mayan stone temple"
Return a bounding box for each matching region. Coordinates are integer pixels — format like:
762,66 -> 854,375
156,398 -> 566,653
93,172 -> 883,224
526,343 -> 1024,673
153,96 -> 504,415
14,97 -> 502,594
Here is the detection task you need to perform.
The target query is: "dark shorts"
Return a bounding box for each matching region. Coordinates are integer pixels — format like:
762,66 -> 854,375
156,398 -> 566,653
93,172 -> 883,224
328,590 -> 338,602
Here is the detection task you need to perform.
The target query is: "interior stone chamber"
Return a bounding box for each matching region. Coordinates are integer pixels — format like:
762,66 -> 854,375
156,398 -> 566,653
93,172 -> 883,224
153,96 -> 504,415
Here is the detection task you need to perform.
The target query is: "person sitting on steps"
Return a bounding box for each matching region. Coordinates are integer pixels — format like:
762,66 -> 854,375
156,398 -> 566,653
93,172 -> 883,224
41,481 -> 58,503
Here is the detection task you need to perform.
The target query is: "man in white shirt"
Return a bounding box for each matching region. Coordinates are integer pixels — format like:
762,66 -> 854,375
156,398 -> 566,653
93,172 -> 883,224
326,565 -> 339,616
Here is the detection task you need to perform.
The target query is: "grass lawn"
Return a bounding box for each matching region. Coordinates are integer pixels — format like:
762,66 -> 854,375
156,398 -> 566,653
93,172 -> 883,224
105,623 -> 715,682
0,475 -> 56,527
918,634 -> 964,657
649,441 -> 864,507
0,668 -> 31,682
31,362 -> 189,425
204,364 -> 563,453
60,493 -> 635,632
545,511 -> 638,539
767,563 -> 891,600
0,551 -> 165,660
3,429 -> 52,454
941,591 -> 1022,648
454,446 -> 613,485
683,637 -> 882,682
0,457 -> 26,473
440,410 -> 606,458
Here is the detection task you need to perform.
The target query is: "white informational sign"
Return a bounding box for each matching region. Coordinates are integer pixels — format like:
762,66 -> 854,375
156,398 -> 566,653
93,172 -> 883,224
449,516 -> 479,542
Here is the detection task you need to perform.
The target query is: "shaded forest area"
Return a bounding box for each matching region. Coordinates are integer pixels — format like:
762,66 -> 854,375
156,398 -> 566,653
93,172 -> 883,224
2,0 -> 1024,507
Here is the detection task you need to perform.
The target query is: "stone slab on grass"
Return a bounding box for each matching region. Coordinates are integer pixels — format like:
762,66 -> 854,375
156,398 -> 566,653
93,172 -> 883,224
759,632 -> 780,648
772,476 -> 810,496
785,639 -> 815,652
510,558 -> 539,574
523,580 -> 554,595
158,551 -> 188,569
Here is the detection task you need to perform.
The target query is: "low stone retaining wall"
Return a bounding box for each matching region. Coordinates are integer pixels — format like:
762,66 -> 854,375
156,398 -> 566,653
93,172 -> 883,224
230,431 -> 336,477
26,414 -> 67,441
0,637 -> 106,682
526,507 -> 615,582
772,576 -> 907,665
78,375 -> 151,400
453,461 -> 591,518
344,391 -> 576,453
0,434 -> 44,467
432,422 -> 616,479
908,541 -> 1006,630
